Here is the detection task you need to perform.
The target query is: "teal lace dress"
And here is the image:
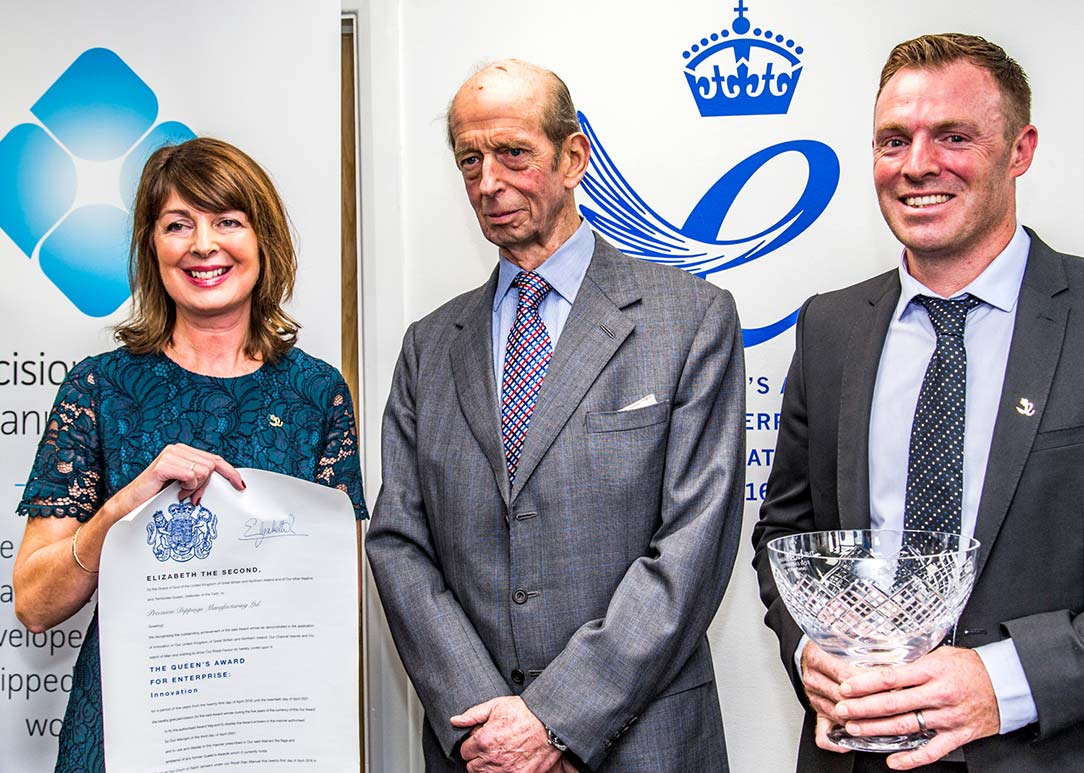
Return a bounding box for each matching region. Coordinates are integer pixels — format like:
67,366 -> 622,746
17,347 -> 368,773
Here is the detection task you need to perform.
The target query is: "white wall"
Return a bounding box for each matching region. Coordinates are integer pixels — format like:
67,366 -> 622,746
355,1 -> 1084,771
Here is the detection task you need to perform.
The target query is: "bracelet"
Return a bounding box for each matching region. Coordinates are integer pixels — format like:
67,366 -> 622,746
545,726 -> 568,753
72,524 -> 99,574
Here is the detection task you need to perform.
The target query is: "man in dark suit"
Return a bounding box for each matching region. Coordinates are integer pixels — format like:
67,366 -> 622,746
753,33 -> 1084,772
366,59 -> 745,771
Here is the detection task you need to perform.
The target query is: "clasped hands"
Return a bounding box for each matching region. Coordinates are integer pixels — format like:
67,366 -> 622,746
801,642 -> 1001,769
451,696 -> 575,773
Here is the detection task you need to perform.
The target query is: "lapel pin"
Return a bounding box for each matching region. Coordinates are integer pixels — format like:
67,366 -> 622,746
1015,398 -> 1036,417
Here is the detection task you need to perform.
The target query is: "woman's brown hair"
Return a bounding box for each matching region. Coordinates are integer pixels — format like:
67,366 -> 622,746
115,137 -> 299,362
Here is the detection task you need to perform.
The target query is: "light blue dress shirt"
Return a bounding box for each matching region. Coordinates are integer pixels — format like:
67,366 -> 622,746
491,219 -> 594,390
870,224 -> 1036,733
794,225 -> 1037,734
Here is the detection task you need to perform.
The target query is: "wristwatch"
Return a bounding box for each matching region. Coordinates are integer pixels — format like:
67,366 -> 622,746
545,726 -> 568,753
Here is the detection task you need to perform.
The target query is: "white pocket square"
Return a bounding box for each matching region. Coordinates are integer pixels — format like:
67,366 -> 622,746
619,394 -> 657,412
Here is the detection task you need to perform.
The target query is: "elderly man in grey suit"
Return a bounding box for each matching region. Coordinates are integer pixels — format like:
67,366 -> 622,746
754,33 -> 1084,773
365,59 -> 745,772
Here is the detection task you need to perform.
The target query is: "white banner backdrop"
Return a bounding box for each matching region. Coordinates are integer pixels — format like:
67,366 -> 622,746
361,0 -> 1084,770
0,2 -> 340,769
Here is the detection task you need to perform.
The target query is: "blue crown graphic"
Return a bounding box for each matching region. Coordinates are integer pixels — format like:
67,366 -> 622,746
682,0 -> 804,117
0,48 -> 195,317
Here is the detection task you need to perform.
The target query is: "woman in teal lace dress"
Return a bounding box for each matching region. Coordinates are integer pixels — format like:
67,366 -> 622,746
12,138 -> 367,773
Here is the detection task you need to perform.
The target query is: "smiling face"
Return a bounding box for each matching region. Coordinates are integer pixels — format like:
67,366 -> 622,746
873,60 -> 1036,272
449,63 -> 588,269
154,190 -> 261,325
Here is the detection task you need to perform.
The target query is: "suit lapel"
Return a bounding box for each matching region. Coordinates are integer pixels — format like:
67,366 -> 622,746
510,238 -> 638,498
449,269 -> 512,505
973,233 -> 1069,579
837,272 -> 899,529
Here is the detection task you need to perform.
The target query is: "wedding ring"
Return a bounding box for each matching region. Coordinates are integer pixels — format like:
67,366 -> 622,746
915,709 -> 928,734
188,461 -> 197,472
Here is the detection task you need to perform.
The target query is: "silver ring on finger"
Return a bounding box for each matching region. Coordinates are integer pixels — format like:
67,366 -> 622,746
915,709 -> 928,734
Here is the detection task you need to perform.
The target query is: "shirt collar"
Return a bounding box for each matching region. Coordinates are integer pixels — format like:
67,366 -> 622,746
493,219 -> 594,311
894,223 -> 1031,320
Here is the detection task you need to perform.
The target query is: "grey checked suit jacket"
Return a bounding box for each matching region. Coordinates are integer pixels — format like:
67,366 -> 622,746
366,234 -> 745,771
752,229 -> 1084,772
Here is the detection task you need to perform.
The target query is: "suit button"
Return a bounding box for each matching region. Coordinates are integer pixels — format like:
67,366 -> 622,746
512,588 -> 529,604
511,669 -> 524,684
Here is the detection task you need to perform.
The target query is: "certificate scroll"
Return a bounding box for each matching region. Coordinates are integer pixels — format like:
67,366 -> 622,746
98,469 -> 360,773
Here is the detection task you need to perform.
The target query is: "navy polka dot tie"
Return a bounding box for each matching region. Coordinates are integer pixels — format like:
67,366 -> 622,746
501,272 -> 553,486
903,294 -> 982,535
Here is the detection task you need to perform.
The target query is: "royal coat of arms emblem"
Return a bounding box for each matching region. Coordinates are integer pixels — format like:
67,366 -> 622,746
146,501 -> 218,562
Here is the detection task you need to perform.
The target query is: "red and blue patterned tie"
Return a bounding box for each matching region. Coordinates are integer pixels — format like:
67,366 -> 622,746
501,272 -> 553,486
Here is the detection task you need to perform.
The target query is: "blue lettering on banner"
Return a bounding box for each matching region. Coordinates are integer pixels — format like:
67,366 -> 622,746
748,375 -> 770,395
577,1 -> 839,346
745,412 -> 781,431
747,448 -> 775,466
746,482 -> 769,501
0,48 -> 195,316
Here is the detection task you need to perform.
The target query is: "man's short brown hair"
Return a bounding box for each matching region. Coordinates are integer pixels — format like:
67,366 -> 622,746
878,33 -> 1031,136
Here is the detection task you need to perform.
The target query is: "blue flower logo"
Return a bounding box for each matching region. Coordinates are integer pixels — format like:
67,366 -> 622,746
0,48 -> 195,316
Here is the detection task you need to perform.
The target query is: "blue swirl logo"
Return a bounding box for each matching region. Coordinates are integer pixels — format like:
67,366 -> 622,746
578,1 -> 839,347
0,48 -> 195,316
578,114 -> 838,346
